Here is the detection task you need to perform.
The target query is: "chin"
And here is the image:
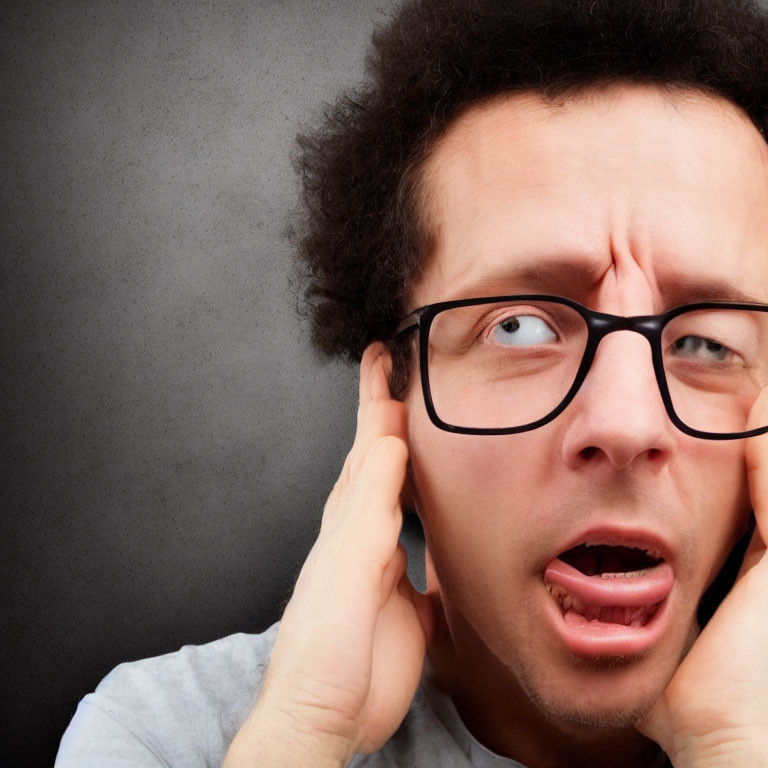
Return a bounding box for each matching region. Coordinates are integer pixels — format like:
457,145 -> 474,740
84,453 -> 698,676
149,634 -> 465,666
500,562 -> 705,731
524,667 -> 663,730
511,630 -> 694,733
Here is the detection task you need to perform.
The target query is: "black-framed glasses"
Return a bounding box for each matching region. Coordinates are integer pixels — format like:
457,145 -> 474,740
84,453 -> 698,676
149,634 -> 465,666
392,295 -> 768,439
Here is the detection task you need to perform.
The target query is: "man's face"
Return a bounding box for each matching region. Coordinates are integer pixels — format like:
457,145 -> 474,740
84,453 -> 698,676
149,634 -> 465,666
404,85 -> 768,728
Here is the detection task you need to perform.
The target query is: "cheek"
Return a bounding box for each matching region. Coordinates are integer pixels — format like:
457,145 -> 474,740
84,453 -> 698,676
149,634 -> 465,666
406,394 -> 557,568
680,440 -> 751,586
406,380 -> 753,597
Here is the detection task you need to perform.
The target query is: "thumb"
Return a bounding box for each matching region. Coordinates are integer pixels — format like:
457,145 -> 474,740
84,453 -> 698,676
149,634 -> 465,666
743,386 -> 768,574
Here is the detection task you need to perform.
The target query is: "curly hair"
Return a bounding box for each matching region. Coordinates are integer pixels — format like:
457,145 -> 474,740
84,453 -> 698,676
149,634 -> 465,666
295,0 -> 768,373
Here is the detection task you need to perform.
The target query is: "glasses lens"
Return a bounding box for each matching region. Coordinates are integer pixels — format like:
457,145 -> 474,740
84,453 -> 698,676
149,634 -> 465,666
663,308 -> 768,435
427,299 -> 588,430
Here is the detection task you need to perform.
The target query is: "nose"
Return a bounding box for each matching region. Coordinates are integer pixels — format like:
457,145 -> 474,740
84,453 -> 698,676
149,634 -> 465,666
561,330 -> 675,472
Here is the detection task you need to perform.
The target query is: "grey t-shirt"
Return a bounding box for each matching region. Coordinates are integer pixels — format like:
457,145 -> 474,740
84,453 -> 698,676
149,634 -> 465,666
55,622 -> 525,767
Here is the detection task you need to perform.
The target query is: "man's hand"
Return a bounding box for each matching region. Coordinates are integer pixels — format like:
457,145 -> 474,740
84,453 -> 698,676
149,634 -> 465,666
222,342 -> 434,768
638,390 -> 768,767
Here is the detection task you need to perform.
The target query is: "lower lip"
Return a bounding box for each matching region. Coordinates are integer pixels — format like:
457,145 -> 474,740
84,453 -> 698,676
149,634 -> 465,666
543,580 -> 673,658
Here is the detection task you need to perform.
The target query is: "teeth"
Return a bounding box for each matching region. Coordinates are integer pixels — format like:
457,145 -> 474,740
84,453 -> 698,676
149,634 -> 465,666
548,584 -> 580,614
600,568 -> 649,579
643,548 -> 663,561
631,607 -> 649,627
581,542 -> 663,558
547,582 -> 661,626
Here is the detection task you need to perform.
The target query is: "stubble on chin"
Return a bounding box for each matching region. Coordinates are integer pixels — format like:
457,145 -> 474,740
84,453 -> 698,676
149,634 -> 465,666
524,671 -> 660,730
518,621 -> 700,731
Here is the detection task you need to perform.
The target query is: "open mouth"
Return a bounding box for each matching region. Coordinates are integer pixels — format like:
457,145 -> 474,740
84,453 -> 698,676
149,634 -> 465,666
545,543 -> 672,629
560,543 -> 663,578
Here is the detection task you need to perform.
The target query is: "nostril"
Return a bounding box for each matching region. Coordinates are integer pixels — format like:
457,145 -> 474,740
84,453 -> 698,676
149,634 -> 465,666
569,436 -> 668,471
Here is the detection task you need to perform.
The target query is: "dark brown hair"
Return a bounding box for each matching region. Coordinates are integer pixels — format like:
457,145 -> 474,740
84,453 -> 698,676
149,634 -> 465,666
295,0 -> 768,367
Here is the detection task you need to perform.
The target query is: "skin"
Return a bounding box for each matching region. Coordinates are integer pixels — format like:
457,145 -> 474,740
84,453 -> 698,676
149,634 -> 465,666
223,85 -> 768,768
404,85 -> 768,767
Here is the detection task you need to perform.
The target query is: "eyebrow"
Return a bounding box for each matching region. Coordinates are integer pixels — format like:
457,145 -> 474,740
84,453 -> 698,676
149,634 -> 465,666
437,259 -> 768,307
440,258 -> 602,301
659,275 -> 768,306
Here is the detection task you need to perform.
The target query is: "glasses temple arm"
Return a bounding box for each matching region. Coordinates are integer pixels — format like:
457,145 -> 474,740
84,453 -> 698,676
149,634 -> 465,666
390,311 -> 420,340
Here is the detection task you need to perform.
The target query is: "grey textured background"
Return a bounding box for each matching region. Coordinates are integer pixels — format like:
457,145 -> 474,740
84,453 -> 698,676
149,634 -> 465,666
2,2 -> 424,766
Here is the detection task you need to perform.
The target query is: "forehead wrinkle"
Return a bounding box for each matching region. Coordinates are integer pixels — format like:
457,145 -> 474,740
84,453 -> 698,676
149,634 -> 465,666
413,114 -> 607,302
411,84 -> 768,309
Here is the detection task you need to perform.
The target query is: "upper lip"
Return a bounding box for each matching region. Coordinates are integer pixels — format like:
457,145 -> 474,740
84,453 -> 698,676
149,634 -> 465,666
545,523 -> 676,570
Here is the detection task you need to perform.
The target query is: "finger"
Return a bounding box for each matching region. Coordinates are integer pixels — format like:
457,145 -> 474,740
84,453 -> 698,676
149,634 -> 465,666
339,343 -> 387,481
379,545 -> 408,608
324,424 -> 409,549
304,437 -> 408,601
323,348 -> 407,536
739,524 -> 766,575
399,578 -> 436,647
370,345 -> 393,400
343,434 -> 409,568
745,386 -> 768,553
358,341 -> 386,405
347,347 -> 407,477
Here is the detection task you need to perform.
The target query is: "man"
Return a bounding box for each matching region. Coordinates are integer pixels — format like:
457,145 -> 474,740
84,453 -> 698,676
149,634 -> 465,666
57,0 -> 768,766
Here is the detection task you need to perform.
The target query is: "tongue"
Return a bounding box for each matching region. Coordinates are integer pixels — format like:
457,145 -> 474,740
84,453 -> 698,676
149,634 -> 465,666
544,557 -> 674,608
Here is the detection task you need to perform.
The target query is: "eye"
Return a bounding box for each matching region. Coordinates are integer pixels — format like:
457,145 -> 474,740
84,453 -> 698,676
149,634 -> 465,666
487,314 -> 558,347
671,335 -> 729,362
